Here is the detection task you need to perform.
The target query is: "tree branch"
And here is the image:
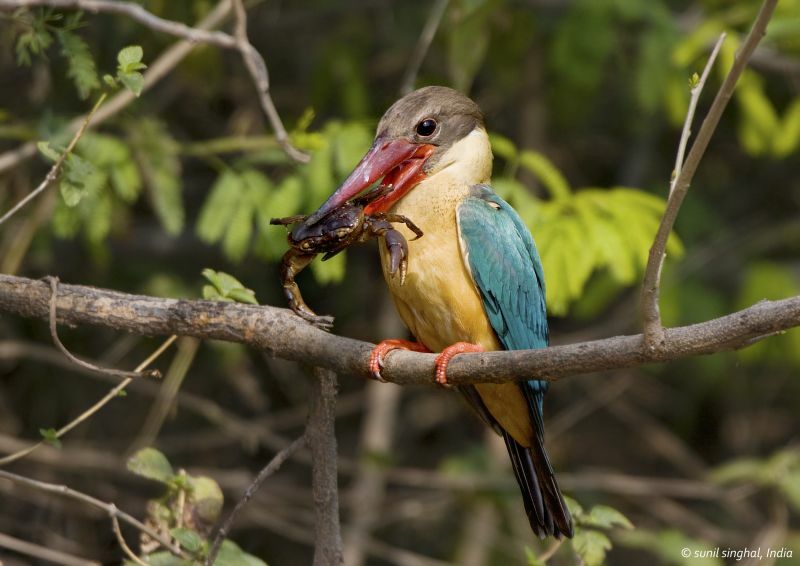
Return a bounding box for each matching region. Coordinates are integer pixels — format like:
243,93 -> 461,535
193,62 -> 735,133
206,434 -> 307,566
0,0 -> 237,47
1,273 -> 798,387
0,92 -> 106,226
0,0 -> 234,175
230,0 -> 309,163
641,0 -> 778,350
307,367 -> 343,565
0,468 -> 187,558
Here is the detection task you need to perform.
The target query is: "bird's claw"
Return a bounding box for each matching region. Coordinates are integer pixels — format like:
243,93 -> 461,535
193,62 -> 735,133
434,342 -> 485,388
369,339 -> 430,382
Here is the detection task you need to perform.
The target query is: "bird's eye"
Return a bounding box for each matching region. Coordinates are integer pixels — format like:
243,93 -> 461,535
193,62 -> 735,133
416,118 -> 437,137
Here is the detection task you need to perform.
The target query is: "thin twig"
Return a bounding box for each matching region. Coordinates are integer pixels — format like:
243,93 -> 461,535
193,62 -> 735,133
670,34 -> 726,197
0,0 -> 236,47
0,92 -> 106,226
1,0 -> 308,164
307,367 -> 343,565
110,507 -> 149,566
47,276 -> 161,380
0,530 -> 100,566
0,333 -> 176,466
205,434 -> 308,565
230,0 -> 309,163
0,0 -> 233,175
399,0 -> 450,95
0,468 -> 187,558
538,539 -> 564,563
641,0 -> 778,350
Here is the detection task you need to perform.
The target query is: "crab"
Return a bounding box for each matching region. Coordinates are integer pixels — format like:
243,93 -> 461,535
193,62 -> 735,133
270,189 -> 423,329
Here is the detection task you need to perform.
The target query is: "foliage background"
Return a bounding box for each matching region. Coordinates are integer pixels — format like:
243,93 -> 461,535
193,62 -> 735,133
1,0 -> 799,564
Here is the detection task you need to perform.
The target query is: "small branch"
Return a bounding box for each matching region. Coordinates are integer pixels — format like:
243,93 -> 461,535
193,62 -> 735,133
1,0 -> 307,163
0,0 -> 233,175
47,276 -> 160,380
0,468 -> 186,558
1,274 -> 800,386
538,539 -> 564,563
641,0 -> 778,350
0,0 -> 237,48
230,0 -> 309,163
0,530 -> 100,566
670,34 -> 726,197
205,434 -> 308,566
0,92 -> 106,226
110,507 -> 149,566
399,0 -> 450,95
307,367 -> 343,565
0,332 -> 176,466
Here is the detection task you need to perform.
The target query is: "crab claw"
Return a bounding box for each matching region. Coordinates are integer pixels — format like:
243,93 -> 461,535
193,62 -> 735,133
384,229 -> 409,285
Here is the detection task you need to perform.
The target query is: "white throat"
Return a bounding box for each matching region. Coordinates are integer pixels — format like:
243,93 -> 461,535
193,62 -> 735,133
428,127 -> 493,186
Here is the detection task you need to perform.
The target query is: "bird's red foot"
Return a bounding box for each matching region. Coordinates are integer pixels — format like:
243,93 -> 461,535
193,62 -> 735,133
434,342 -> 485,387
369,339 -> 430,382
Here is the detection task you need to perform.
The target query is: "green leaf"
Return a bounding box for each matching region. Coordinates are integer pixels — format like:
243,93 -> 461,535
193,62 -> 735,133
197,170 -> 243,244
135,551 -> 192,566
39,428 -> 62,449
254,174 -> 302,261
222,195 -> 254,262
37,141 -> 61,162
57,30 -> 100,99
583,505 -> 634,530
489,133 -> 518,163
227,287 -> 258,305
215,539 -> 268,566
127,447 -> 175,483
709,457 -> 763,484
518,151 -> 571,200
128,119 -> 183,234
16,14 -> 53,66
169,527 -> 204,553
59,177 -> 86,207
119,71 -> 145,97
188,475 -> 225,524
201,269 -> 258,304
202,284 -> 224,301
77,134 -> 142,202
572,529 -> 612,566
117,45 -> 144,70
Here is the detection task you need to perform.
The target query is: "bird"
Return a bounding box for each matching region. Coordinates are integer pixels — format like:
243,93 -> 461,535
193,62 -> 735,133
307,85 -> 573,539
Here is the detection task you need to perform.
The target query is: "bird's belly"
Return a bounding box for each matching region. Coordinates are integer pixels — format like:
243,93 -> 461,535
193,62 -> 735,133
379,221 -> 498,353
378,182 -> 535,446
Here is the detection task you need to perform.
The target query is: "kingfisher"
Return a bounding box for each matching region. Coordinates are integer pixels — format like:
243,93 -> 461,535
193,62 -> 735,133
307,86 -> 573,538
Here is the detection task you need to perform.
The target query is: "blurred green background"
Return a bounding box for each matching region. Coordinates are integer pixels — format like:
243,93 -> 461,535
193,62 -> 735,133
1,0 -> 799,564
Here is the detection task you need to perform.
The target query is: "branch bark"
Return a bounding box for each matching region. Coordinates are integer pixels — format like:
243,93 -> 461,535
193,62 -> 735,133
1,274 -> 799,386
307,368 -> 343,565
641,0 -> 778,349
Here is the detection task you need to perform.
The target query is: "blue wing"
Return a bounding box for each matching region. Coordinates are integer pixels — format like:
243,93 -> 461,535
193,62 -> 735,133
456,184 -> 550,408
457,184 -> 572,538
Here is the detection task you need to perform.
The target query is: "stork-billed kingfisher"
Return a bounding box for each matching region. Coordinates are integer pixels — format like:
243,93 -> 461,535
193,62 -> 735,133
309,86 -> 573,539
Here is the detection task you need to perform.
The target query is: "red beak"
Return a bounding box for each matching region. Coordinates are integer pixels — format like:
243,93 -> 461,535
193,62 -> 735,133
306,138 -> 435,224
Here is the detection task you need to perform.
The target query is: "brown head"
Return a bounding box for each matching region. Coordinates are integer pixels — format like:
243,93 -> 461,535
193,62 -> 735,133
306,86 -> 486,222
